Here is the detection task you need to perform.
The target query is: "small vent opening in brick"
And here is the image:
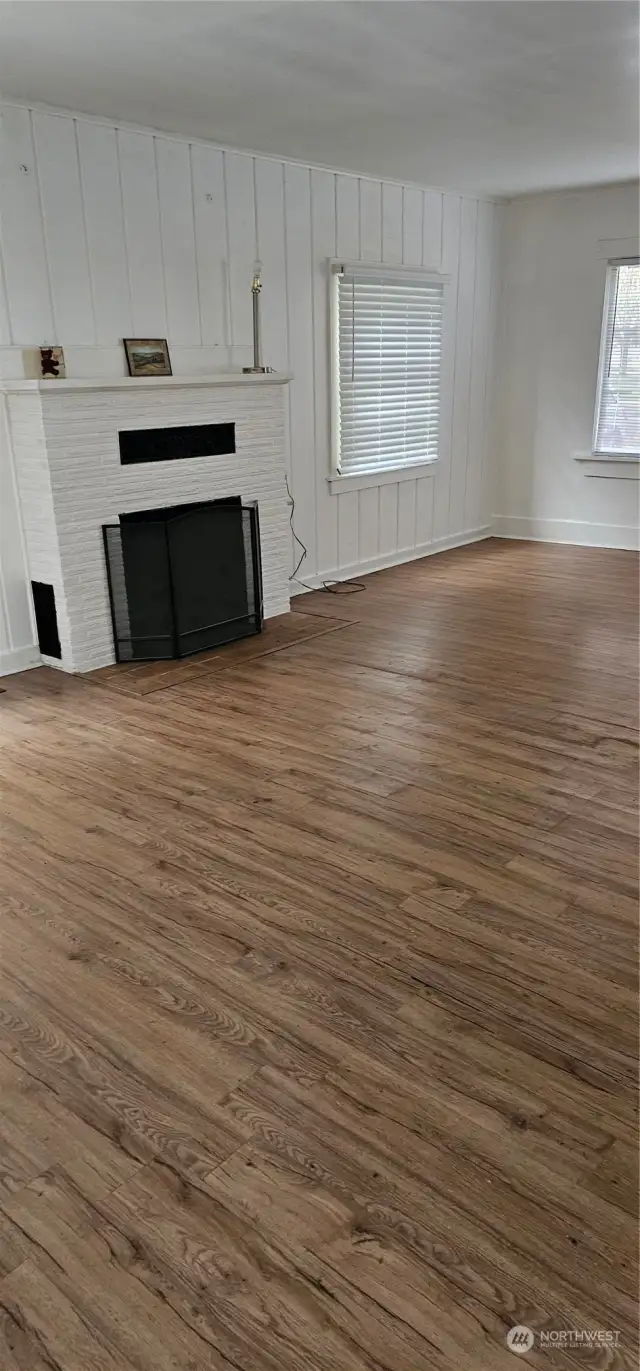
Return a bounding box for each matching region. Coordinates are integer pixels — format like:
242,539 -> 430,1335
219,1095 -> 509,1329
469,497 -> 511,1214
31,582 -> 62,659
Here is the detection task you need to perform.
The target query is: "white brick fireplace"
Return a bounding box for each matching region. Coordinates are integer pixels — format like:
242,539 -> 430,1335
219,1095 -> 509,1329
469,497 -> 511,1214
3,373 -> 291,673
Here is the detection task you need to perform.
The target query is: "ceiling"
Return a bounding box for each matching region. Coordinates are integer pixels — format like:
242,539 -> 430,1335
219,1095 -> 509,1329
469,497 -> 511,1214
0,1 -> 637,197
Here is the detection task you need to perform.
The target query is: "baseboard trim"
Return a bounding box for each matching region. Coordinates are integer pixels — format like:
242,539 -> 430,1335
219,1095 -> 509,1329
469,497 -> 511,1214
491,516 -> 639,552
292,526 -> 493,591
0,644 -> 41,677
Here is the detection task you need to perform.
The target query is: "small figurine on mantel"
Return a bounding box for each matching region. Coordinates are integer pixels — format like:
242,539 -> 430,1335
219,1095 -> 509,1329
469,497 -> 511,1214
39,346 -> 65,379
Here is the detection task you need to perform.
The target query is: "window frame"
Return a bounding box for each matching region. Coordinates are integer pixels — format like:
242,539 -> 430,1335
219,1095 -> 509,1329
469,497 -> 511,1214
592,257 -> 640,459
329,259 -> 449,491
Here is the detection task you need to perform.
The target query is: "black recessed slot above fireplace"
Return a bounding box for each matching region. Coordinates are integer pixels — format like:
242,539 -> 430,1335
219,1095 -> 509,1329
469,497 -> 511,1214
103,497 -> 263,663
119,422 -> 236,465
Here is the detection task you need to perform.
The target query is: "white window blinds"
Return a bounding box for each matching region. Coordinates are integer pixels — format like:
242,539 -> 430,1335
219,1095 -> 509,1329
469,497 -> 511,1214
594,260 -> 640,455
334,266 -> 444,476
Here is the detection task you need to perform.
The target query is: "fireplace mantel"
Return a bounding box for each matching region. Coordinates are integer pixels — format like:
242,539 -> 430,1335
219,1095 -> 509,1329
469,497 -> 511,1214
1,372 -> 292,394
7,373 -> 291,673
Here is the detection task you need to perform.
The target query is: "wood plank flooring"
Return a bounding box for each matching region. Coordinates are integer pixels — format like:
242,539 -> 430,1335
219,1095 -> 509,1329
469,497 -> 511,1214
85,610 -> 354,696
0,537 -> 638,1370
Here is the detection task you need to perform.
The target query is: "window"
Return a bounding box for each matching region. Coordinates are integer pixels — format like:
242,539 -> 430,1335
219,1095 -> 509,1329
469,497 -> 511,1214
594,260 -> 640,456
331,263 -> 445,480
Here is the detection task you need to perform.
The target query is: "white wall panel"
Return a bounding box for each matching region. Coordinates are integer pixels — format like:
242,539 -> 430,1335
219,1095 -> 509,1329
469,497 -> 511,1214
397,479 -> 417,550
255,156 -> 292,564
77,121 -> 132,344
284,162 -> 316,576
0,578 -> 9,663
464,201 -> 494,531
379,483 -> 399,557
118,130 -> 167,337
0,235 -> 11,346
335,174 -> 361,572
0,106 -> 54,343
224,151 -> 256,347
32,113 -> 95,344
448,197 -> 478,535
336,174 -> 360,260
432,193 -> 462,541
156,137 -> 201,347
0,100 -> 502,671
357,486 -> 379,564
191,143 -> 229,347
442,193 -> 463,277
354,179 -> 385,556
415,474 -> 435,545
0,399 -> 37,672
482,203 -> 502,527
310,169 -> 338,577
402,187 -> 423,267
338,489 -> 359,569
382,182 -> 403,263
422,190 -> 443,269
255,157 -> 288,372
359,179 -> 382,262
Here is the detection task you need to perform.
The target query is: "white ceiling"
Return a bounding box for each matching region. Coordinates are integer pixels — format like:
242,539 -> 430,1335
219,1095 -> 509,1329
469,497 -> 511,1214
0,1 -> 637,197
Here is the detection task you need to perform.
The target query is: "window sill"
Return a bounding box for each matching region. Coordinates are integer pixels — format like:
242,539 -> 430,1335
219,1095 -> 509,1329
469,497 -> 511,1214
573,453 -> 640,479
328,461 -> 440,495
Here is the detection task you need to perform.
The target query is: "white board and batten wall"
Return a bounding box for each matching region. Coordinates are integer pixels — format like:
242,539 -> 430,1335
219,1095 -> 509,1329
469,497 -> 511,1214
0,99 -> 502,675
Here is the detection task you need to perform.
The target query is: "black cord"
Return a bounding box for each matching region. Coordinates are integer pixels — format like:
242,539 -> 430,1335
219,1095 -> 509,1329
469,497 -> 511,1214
285,473 -> 308,580
318,578 -> 366,594
285,475 -> 366,596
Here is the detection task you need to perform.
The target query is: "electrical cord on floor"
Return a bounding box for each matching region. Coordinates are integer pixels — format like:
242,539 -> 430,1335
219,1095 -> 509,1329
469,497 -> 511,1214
285,475 -> 366,596
316,578 -> 366,595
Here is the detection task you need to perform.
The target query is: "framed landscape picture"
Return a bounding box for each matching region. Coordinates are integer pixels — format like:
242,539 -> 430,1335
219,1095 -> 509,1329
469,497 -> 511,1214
124,338 -> 172,377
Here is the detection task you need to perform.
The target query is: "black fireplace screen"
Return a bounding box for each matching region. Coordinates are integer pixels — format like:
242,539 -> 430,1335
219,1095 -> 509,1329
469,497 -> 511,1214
103,497 -> 263,662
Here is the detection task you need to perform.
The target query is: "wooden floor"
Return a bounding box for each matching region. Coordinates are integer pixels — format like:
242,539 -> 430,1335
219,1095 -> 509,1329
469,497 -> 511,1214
0,538 -> 638,1371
